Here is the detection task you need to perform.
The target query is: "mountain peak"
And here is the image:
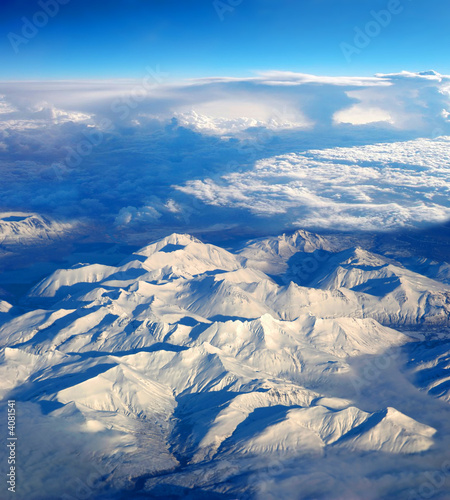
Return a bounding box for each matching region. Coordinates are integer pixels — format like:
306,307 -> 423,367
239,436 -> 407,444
2,231 -> 449,499
134,233 -> 202,257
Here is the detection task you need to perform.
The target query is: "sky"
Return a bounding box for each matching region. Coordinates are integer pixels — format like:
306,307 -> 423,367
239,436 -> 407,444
0,0 -> 450,249
1,0 -> 450,80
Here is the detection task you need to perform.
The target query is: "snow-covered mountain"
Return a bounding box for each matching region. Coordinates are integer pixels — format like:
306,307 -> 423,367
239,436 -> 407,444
0,212 -> 75,248
0,231 -> 449,500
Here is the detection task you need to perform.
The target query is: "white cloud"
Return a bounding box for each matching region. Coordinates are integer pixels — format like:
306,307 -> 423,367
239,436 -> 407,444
0,71 -> 450,239
0,95 -> 17,114
0,70 -> 449,137
114,206 -> 162,227
175,137 -> 450,231
0,100 -> 93,131
175,107 -> 312,135
334,106 -> 393,125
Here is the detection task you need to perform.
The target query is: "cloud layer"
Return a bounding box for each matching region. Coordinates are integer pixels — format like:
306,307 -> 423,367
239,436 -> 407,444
0,71 -> 449,239
175,137 -> 450,231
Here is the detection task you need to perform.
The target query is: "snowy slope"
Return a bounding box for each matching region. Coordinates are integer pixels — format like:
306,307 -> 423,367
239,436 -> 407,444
285,247 -> 450,325
0,232 -> 449,500
0,212 -> 75,247
238,229 -> 345,274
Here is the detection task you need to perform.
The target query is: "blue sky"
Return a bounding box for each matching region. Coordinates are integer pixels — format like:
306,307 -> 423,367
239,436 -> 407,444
1,0 -> 449,80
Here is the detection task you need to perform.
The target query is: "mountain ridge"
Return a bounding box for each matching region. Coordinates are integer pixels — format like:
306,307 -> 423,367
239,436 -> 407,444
0,230 -> 449,499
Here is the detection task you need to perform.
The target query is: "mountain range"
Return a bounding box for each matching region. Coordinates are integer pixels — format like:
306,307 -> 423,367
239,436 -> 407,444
0,230 -> 449,499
